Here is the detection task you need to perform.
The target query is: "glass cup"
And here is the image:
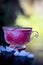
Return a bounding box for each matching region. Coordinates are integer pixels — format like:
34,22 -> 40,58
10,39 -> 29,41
2,27 -> 39,50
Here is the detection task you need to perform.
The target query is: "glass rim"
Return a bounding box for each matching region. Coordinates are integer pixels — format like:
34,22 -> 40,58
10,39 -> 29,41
2,26 -> 32,30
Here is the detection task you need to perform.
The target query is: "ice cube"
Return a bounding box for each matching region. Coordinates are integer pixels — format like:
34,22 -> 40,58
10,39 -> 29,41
0,46 -> 5,51
0,51 -> 1,53
26,52 -> 30,56
27,53 -> 34,58
14,48 -> 18,52
6,46 -> 14,52
14,50 -> 19,56
19,50 -> 27,56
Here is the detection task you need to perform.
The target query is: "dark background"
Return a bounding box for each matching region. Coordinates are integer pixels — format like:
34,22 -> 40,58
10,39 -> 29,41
0,0 -> 24,46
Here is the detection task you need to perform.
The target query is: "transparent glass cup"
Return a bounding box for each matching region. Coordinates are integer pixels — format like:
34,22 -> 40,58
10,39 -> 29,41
2,27 -> 39,50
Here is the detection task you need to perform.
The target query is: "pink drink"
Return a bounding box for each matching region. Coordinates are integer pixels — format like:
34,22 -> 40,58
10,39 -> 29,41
3,27 -> 32,47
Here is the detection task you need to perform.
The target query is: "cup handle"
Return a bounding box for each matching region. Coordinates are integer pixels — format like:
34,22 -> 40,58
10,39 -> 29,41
31,31 -> 39,40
